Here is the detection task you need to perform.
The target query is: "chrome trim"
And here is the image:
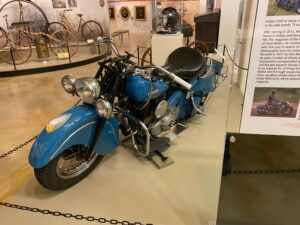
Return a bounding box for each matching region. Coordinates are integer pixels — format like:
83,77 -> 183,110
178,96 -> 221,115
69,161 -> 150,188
191,96 -> 206,115
56,145 -> 98,179
46,113 -> 72,134
200,57 -> 213,79
50,121 -> 97,160
105,120 -> 119,144
130,130 -> 139,151
109,40 -> 120,56
138,121 -> 150,157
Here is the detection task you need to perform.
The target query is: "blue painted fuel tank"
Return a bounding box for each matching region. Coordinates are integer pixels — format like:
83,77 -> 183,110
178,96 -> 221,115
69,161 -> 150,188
124,75 -> 169,103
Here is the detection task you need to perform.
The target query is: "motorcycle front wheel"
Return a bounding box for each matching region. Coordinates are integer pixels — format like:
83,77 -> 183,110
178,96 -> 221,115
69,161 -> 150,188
34,144 -> 102,190
281,106 -> 293,115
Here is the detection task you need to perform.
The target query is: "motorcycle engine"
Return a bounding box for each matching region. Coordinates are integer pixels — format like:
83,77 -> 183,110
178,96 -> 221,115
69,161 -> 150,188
148,102 -> 179,136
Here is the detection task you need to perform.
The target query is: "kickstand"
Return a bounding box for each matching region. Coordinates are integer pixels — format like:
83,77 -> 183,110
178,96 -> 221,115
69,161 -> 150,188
150,150 -> 174,169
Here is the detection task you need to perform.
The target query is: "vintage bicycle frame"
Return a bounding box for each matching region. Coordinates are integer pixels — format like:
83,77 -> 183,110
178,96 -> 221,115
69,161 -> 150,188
59,10 -> 86,34
0,0 -> 49,32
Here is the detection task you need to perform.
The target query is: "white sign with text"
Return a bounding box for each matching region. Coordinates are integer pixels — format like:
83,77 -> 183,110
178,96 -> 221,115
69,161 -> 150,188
240,0 -> 300,136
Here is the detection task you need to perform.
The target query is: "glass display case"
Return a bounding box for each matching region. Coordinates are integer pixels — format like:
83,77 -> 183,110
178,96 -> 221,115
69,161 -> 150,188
218,0 -> 300,224
152,0 -> 183,33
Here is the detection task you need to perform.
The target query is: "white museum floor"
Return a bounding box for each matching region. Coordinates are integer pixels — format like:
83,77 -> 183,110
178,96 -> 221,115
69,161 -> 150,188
0,32 -> 243,225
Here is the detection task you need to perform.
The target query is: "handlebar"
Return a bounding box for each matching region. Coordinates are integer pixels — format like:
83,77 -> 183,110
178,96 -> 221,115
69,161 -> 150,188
94,39 -> 191,90
155,66 -> 192,90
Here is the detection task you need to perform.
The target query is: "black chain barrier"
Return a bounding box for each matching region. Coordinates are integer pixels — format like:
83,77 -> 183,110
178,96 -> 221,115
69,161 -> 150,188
230,168 -> 300,175
1,136 -> 299,223
0,136 -> 37,159
0,202 -> 151,225
0,137 -> 152,225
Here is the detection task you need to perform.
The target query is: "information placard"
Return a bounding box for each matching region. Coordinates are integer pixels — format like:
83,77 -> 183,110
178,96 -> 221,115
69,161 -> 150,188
240,0 -> 300,136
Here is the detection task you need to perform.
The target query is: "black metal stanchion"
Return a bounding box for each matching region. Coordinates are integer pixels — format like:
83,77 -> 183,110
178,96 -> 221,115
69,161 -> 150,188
137,46 -> 140,65
97,42 -> 101,55
9,49 -> 17,70
222,44 -> 226,65
222,133 -> 233,176
66,44 -> 71,63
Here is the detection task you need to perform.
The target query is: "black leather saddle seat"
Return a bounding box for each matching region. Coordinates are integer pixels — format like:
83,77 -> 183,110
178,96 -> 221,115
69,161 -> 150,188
11,21 -> 34,27
154,47 -> 207,80
77,13 -> 83,17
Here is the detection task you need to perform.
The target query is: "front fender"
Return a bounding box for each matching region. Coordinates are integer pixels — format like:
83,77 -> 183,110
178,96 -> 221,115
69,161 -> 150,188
29,105 -> 119,169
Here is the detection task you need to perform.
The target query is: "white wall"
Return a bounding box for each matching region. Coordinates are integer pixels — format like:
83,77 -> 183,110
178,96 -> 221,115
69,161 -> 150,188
237,0 -> 258,94
109,1 -> 152,33
218,0 -> 241,55
199,0 -> 207,14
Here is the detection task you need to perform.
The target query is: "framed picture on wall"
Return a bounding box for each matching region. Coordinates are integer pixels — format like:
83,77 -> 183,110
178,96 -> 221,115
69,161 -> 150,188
109,7 -> 115,19
99,0 -> 105,8
120,6 -> 130,20
67,0 -> 78,8
135,6 -> 146,21
52,0 -> 67,9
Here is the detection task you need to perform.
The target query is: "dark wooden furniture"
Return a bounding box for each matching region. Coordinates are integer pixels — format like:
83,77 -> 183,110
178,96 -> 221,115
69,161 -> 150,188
194,9 -> 221,53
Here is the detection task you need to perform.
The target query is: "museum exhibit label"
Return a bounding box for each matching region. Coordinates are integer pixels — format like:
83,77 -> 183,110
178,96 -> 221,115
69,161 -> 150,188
240,0 -> 300,136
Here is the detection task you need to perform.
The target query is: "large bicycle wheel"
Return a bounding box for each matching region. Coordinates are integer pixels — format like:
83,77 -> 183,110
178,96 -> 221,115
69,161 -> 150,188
141,47 -> 152,66
0,0 -> 49,33
46,22 -> 68,35
188,40 -> 209,56
81,20 -> 103,41
0,32 -> 32,65
0,28 -> 8,49
49,29 -> 78,58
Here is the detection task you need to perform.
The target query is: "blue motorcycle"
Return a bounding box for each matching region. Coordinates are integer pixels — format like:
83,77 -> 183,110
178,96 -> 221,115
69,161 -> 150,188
276,0 -> 300,13
29,38 -> 226,190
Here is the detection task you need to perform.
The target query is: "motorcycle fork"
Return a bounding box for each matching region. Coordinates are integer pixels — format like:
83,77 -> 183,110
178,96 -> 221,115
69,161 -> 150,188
89,74 -> 122,153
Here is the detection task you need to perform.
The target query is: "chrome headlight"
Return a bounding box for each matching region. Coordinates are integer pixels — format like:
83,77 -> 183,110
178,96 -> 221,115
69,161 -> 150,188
75,78 -> 100,104
61,75 -> 76,93
45,113 -> 71,133
96,99 -> 112,118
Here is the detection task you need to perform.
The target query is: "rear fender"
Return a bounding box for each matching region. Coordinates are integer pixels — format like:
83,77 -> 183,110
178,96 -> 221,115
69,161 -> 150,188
29,105 -> 119,169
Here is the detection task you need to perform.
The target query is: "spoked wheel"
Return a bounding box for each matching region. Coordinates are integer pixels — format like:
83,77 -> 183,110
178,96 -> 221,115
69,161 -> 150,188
0,32 -> 32,65
46,22 -> 67,35
281,106 -> 293,115
188,40 -> 209,56
0,28 -> 8,48
49,29 -> 78,58
141,47 -> 152,66
34,144 -> 103,190
0,0 -> 49,32
81,20 -> 103,41
276,0 -> 281,7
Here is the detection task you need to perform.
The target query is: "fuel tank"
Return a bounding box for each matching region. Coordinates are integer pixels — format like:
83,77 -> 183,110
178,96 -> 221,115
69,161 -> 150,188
124,75 -> 169,103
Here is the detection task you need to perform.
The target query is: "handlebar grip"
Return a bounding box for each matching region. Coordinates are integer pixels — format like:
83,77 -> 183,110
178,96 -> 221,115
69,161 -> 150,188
172,74 -> 192,90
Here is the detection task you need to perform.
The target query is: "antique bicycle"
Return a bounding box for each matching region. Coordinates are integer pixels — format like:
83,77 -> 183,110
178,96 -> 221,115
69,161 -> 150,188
47,9 -> 104,41
0,16 -> 78,65
0,0 -> 49,33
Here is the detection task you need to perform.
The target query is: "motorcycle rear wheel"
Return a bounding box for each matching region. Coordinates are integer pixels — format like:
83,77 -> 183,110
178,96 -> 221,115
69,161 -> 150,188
34,144 -> 102,190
